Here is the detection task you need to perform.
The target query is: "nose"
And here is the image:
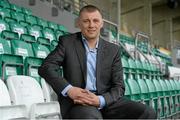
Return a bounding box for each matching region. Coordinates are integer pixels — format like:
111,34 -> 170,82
89,20 -> 94,28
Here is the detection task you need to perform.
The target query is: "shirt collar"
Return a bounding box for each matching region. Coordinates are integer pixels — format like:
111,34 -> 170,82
81,34 -> 99,49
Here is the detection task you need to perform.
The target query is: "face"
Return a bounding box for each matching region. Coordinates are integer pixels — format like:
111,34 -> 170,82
78,10 -> 103,41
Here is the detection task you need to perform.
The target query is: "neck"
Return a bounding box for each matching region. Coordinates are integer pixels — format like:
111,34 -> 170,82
87,39 -> 98,49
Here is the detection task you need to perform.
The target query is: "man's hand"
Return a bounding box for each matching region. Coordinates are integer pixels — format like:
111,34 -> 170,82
67,87 -> 100,107
74,90 -> 100,107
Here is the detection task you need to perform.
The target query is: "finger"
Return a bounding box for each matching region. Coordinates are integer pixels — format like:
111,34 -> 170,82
74,99 -> 88,106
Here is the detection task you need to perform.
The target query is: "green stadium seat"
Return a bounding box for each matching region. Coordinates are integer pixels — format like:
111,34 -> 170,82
0,19 -> 9,33
24,57 -> 43,82
11,40 -> 43,83
124,74 -> 130,99
25,14 -> 37,25
0,19 -> 19,40
22,8 -> 32,15
58,25 -> 68,33
11,40 -> 34,58
27,26 -> 43,40
169,79 -> 179,114
164,79 -> 176,117
135,60 -> 150,105
4,17 -> 17,23
0,0 -> 10,8
0,7 -> 11,19
152,77 -> 164,117
48,21 -> 58,31
55,30 -> 64,40
20,34 -> 36,43
37,37 -> 51,50
50,40 -> 58,51
0,38 -> 23,80
10,4 -> 23,12
11,11 -> 25,22
42,27 -> 56,42
127,58 -> 141,101
19,21 -> 30,27
37,18 -> 48,28
32,43 -> 50,59
9,22 -> 27,38
159,79 -> 170,118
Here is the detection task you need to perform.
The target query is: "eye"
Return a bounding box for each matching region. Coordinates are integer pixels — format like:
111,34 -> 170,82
93,19 -> 100,23
83,20 -> 89,23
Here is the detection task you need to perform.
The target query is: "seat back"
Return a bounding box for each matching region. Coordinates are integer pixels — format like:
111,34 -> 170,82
32,43 -> 50,59
28,26 -> 43,40
11,40 -> 34,58
42,27 -> 56,42
9,23 -> 27,37
41,78 -> 58,102
0,19 -> 9,33
0,37 -> 11,54
6,75 -> 44,112
0,80 -> 11,106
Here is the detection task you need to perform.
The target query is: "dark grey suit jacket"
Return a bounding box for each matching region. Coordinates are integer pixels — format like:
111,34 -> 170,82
38,32 -> 125,111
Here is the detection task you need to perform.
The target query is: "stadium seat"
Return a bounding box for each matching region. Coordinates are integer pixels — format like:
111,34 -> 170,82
50,40 -> 58,51
25,15 -> 37,25
27,26 -> 43,40
22,8 -> 32,15
58,25 -> 68,33
42,27 -> 56,42
123,74 -> 130,99
0,7 -> 11,19
20,34 -> 36,43
37,18 -> 48,28
48,21 -> 58,31
135,60 -> 150,104
159,79 -> 170,118
9,22 -> 28,37
10,40 -> 43,83
0,38 -> 23,80
0,19 -> 9,33
127,58 -> 141,101
41,78 -> 58,102
55,30 -> 64,40
32,43 -> 50,59
0,1 -> 10,9
6,75 -> 62,119
10,4 -> 23,12
37,37 -> 51,47
152,77 -> 164,117
0,79 -> 28,120
11,11 -> 25,22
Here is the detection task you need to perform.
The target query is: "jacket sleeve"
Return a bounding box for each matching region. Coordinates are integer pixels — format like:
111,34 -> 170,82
38,37 -> 69,95
102,47 -> 125,106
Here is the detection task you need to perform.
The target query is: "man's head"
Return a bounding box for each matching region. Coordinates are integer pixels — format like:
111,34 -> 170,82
78,5 -> 103,41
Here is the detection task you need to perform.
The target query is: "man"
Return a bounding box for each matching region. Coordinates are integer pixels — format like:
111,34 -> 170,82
38,5 -> 157,119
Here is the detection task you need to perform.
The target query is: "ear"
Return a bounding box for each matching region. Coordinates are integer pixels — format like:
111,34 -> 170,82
76,17 -> 81,28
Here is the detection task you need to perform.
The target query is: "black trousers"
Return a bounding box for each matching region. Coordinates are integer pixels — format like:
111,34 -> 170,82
63,97 -> 157,119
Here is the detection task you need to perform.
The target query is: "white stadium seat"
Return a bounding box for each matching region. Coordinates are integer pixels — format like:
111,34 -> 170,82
0,79 -> 28,120
6,75 -> 62,119
41,78 -> 58,102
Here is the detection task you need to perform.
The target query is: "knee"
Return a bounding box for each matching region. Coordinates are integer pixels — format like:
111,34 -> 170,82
69,106 -> 103,119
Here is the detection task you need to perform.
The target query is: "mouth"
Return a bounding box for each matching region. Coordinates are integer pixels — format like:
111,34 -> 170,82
87,30 -> 96,33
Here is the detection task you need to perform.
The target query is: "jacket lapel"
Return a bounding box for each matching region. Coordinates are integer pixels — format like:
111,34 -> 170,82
96,37 -> 106,90
74,33 -> 87,84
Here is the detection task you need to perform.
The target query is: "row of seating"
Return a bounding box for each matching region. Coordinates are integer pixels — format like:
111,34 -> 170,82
0,75 -> 61,120
0,0 -> 68,32
121,57 -> 180,118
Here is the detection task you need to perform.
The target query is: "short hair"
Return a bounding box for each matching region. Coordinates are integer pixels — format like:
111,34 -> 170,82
79,5 -> 102,17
